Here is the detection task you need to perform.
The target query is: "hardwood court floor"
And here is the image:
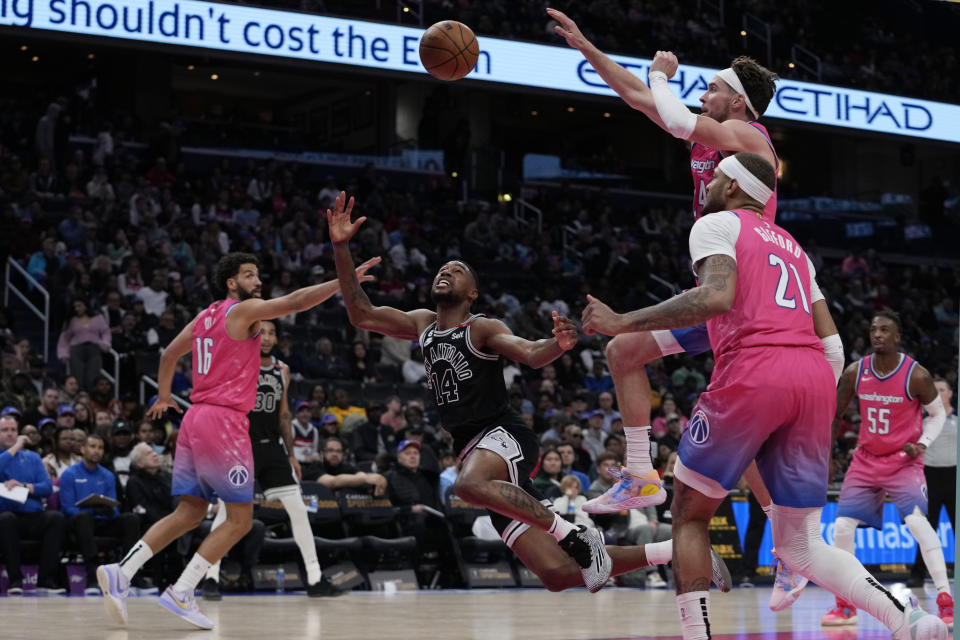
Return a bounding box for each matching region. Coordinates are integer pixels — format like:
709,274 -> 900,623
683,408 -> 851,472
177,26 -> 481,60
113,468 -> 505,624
0,584 -> 944,640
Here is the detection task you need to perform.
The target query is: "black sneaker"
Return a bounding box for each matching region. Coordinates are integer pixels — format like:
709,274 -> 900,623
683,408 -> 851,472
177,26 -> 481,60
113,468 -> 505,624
7,579 -> 23,596
38,579 -> 66,595
557,525 -> 611,593
306,578 -> 345,598
201,577 -> 222,601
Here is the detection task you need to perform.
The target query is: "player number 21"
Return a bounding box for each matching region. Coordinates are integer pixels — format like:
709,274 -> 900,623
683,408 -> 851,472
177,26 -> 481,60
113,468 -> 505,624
195,337 -> 214,375
866,406 -> 890,435
768,254 -> 810,313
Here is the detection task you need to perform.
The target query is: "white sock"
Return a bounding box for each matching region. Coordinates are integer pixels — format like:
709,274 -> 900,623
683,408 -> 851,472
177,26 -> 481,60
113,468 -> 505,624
204,501 -> 228,582
645,539 -> 673,566
624,426 -> 653,474
770,505 -> 904,631
905,512 -> 950,593
118,540 -> 154,581
174,553 -> 213,596
833,516 -> 858,555
676,591 -> 711,640
548,513 -> 578,542
279,491 -> 322,585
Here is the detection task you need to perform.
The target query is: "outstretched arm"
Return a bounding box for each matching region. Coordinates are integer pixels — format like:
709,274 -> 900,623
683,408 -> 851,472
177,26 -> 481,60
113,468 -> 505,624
582,254 -> 736,335
474,311 -> 577,370
327,191 -> 435,340
548,8 -> 668,132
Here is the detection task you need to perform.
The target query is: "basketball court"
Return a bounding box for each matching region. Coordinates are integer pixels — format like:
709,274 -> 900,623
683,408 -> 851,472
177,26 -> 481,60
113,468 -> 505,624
1,584 -> 944,639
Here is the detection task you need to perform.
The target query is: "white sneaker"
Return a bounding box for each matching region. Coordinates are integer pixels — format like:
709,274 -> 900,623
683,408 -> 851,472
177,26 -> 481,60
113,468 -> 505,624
769,556 -> 808,611
646,572 -> 667,588
892,594 -> 949,640
558,525 -> 612,593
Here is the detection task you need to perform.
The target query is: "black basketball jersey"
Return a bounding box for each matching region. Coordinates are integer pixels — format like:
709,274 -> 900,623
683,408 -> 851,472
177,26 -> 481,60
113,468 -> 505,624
420,314 -> 510,447
249,356 -> 286,444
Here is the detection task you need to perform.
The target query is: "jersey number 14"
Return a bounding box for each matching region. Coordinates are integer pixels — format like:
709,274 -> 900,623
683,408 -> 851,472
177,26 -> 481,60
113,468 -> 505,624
430,369 -> 460,406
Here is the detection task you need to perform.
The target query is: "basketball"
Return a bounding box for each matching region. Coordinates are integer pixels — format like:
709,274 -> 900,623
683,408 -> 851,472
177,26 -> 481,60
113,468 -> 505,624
419,21 -> 480,81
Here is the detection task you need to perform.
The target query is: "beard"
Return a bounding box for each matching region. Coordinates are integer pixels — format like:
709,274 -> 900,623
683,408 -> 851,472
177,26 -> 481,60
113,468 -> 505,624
431,288 -> 460,304
237,284 -> 261,301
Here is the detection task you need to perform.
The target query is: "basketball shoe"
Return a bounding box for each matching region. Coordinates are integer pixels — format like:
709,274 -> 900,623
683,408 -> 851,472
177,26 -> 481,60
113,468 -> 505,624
892,594 -> 949,640
158,586 -> 215,629
96,563 -> 130,625
768,551 -> 808,611
710,547 -> 732,593
936,592 -> 953,629
558,525 -> 611,593
582,467 -> 666,513
821,596 -> 858,626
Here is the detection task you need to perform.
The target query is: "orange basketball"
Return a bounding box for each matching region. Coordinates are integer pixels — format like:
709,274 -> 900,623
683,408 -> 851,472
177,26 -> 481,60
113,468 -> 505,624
419,21 -> 480,81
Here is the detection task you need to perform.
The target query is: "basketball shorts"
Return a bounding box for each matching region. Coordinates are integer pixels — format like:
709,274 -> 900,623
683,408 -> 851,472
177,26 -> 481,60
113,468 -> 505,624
836,448 -> 927,529
457,415 -> 554,549
652,323 -> 712,357
172,403 -> 254,503
252,436 -> 299,495
674,347 -> 835,508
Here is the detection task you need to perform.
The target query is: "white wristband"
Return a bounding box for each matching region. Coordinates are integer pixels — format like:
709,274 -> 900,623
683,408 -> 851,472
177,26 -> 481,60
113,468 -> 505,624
649,71 -> 698,140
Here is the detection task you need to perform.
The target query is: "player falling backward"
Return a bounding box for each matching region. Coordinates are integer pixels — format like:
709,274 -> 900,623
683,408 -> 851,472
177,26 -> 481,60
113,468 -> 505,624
582,151 -> 947,640
822,311 -> 952,628
327,191 -> 730,594
95,252 -> 377,629
549,8 -> 843,609
201,317 -> 341,600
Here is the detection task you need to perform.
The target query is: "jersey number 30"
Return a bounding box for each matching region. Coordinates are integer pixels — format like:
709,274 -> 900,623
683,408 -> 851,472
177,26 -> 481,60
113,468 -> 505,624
865,406 -> 890,435
430,369 -> 460,406
195,337 -> 214,375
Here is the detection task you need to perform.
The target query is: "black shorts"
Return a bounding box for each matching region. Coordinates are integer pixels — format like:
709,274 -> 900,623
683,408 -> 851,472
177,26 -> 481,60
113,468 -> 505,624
252,438 -> 298,493
456,417 -> 554,548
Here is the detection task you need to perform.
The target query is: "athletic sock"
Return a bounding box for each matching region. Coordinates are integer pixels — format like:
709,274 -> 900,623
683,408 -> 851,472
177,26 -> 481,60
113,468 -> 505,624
174,553 -> 213,596
548,512 -> 578,542
624,426 -> 653,474
204,501 -> 228,582
906,513 -> 950,593
118,540 -> 154,581
645,539 -> 673,566
676,591 -> 711,640
279,491 -> 322,585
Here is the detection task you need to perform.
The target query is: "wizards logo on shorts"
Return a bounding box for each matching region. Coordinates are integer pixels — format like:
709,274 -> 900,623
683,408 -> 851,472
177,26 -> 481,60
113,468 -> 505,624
228,465 -> 250,487
688,410 -> 710,444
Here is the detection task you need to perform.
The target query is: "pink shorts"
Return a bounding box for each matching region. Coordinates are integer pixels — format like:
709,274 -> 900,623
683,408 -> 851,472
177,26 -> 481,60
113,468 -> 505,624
836,448 -> 927,529
172,403 -> 253,503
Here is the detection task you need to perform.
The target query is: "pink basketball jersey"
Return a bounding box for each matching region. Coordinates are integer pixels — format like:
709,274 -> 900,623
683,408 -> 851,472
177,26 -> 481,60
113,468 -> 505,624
690,122 -> 778,221
853,354 -> 922,456
705,210 -> 821,363
189,299 -> 261,413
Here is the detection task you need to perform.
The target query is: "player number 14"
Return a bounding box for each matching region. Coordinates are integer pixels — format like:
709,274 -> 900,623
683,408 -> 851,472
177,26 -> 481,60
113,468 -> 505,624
866,406 -> 890,435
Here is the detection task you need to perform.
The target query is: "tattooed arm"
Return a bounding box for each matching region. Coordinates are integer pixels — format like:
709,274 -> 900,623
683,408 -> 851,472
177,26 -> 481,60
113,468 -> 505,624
581,254 -> 737,336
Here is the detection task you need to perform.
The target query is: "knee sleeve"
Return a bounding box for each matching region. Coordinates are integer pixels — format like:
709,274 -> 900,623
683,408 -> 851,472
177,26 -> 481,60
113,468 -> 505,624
833,517 -> 859,556
769,505 -> 821,573
905,512 -> 940,551
209,499 -> 228,531
264,484 -> 303,505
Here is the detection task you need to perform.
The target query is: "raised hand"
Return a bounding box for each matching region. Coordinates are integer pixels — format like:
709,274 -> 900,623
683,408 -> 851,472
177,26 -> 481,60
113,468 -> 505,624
355,256 -> 382,283
326,191 -> 366,245
547,8 -> 589,51
581,294 -> 625,336
650,50 -> 679,79
551,310 -> 578,350
146,395 -> 183,420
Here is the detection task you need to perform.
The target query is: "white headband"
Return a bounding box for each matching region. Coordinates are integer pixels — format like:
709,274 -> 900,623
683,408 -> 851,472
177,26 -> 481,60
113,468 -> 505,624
716,68 -> 759,119
717,155 -> 773,204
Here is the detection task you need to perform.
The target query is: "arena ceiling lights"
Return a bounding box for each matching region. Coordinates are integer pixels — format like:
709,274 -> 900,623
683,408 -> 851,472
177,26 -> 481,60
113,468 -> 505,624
2,0 -> 959,144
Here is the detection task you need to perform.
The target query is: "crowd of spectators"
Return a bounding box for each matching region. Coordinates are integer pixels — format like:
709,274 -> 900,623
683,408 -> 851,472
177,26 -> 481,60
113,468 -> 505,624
226,0 -> 960,102
1,58 -> 958,594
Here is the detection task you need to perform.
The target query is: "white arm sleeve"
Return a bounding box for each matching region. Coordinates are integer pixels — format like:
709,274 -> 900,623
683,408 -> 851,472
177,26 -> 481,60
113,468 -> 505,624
820,334 -> 844,384
689,213 -> 740,269
918,396 -> 947,449
806,256 -> 824,304
649,71 -> 699,140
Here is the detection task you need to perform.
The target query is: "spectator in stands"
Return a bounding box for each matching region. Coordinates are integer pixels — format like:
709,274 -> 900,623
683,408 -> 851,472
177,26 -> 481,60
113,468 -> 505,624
0,414 -> 66,594
402,344 -> 427,384
35,417 -> 56,457
326,387 -> 367,428
584,360 -> 614,394
586,452 -> 621,500
604,433 -> 626,463
562,422 -> 593,471
27,387 -> 61,432
105,419 -> 135,490
380,395 -> 406,431
291,401 -> 321,466
92,408 -> 114,441
72,426 -> 87,455
56,404 -> 76,430
59,375 -> 81,405
26,357 -> 57,397
533,448 -> 564,499
595,391 -> 619,432
310,337 -> 347,379
117,258 -> 143,298
317,412 -> 340,440
138,273 -> 168,317
582,411 -> 607,460
652,396 -> 688,435
556,442 -> 591,491
19,423 -> 43,453
125,442 -> 174,527
74,401 -> 92,432
57,297 -> 111,392
841,249 -> 870,279
438,452 -> 458,502
59,433 -> 141,590
88,376 -> 120,417
314,436 -> 387,494
26,237 -> 62,285
347,341 -> 376,382
352,405 -> 396,471
552,474 -> 594,531
43,425 -> 80,478
386,439 -> 444,553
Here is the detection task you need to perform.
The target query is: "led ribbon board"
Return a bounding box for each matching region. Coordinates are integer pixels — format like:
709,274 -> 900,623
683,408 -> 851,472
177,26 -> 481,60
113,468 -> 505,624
3,0 -> 959,143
